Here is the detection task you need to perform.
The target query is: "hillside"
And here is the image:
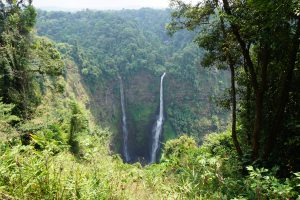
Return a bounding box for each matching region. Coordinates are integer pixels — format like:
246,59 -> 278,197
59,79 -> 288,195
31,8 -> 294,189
36,9 -> 230,163
0,1 -> 299,199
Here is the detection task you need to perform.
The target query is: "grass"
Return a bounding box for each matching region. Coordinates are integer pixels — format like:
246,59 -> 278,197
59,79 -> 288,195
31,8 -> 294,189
0,133 -> 171,200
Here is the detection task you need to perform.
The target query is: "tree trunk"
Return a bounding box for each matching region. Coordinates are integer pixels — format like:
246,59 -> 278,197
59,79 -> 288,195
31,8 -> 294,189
246,83 -> 252,145
230,64 -> 243,157
243,59 -> 252,145
252,43 -> 269,160
222,0 -> 266,161
252,91 -> 263,160
222,0 -> 258,92
263,17 -> 300,159
219,14 -> 243,157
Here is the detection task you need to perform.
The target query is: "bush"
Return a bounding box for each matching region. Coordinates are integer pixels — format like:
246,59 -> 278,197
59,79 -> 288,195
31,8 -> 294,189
158,132 -> 300,199
0,100 -> 20,142
243,166 -> 300,199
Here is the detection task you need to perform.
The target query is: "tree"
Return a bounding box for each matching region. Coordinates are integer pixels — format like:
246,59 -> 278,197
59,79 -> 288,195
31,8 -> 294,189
169,0 -> 300,169
0,1 -> 64,117
168,0 -> 244,157
0,0 -> 36,116
0,99 -> 19,141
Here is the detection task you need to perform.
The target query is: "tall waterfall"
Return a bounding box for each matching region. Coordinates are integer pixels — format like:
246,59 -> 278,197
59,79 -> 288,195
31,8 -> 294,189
150,73 -> 166,163
119,77 -> 130,162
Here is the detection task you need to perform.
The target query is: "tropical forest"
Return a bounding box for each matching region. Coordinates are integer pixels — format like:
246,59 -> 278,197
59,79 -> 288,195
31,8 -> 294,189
0,0 -> 299,199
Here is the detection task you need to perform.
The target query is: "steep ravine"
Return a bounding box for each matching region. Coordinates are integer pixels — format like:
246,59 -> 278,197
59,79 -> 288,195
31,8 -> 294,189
36,9 -> 230,163
78,68 -> 229,163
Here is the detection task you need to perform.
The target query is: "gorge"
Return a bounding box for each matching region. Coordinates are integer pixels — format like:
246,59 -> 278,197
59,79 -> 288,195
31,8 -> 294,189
1,1 -> 299,199
36,9 -> 230,163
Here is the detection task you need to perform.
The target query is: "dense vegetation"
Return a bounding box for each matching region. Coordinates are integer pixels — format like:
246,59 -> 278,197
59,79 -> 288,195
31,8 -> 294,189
36,8 -> 230,161
0,0 -> 299,199
168,0 -> 300,174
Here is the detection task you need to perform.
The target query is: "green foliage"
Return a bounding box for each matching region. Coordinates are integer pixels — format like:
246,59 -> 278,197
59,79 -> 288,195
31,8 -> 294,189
0,1 -> 37,115
162,120 -> 176,143
0,2 -> 299,199
0,1 -> 65,118
245,166 -> 299,199
30,37 -> 64,76
68,101 -> 89,155
162,135 -> 197,160
30,124 -> 67,154
36,9 -> 230,152
159,133 -> 242,199
0,100 -> 19,141
0,100 -> 19,124
1,123 -> 299,199
169,0 -> 300,173
157,133 -> 299,199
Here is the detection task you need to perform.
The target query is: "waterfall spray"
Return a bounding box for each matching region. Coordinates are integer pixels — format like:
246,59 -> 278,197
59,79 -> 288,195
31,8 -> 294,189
150,72 -> 166,163
119,76 -> 130,162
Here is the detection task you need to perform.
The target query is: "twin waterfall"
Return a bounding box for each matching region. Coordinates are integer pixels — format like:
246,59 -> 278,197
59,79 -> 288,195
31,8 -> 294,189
119,76 -> 131,163
119,73 -> 166,164
150,73 -> 166,163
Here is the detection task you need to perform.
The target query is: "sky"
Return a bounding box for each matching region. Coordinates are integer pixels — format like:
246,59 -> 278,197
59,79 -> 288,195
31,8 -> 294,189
33,0 -> 198,11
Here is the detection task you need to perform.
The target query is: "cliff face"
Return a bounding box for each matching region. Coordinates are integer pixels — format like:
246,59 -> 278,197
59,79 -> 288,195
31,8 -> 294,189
126,70 -> 157,160
36,9 -> 230,162
79,68 -> 228,162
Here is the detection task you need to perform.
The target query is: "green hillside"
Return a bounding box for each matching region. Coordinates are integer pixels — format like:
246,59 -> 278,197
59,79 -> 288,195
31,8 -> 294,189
0,1 -> 299,199
36,9 -> 230,162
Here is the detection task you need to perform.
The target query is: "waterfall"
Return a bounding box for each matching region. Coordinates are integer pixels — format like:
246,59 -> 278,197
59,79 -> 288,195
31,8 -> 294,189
150,72 -> 166,163
119,76 -> 130,162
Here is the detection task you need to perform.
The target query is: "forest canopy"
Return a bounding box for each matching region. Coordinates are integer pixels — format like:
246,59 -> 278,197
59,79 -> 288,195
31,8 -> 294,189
36,8 -> 231,160
0,0 -> 299,199
168,0 -> 300,172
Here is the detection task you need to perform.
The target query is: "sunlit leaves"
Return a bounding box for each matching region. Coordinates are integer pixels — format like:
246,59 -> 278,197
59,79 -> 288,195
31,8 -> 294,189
30,37 -> 64,76
168,0 -> 215,34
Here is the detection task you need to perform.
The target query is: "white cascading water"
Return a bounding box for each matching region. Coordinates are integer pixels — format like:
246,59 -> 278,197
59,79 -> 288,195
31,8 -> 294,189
150,72 -> 166,163
119,76 -> 130,162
